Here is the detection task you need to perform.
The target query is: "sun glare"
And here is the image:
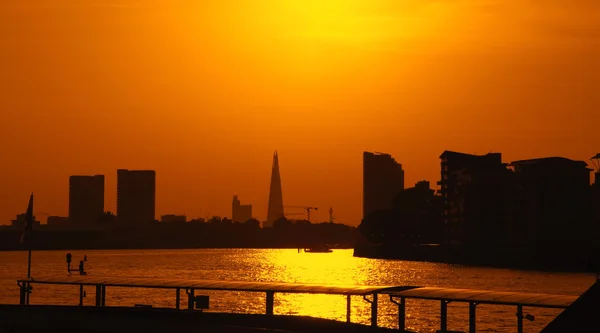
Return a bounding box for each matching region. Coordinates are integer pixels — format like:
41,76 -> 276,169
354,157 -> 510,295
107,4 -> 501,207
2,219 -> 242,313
266,0 -> 447,49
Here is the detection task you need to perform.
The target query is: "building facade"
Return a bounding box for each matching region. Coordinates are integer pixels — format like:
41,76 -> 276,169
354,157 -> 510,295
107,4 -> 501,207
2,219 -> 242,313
510,157 -> 593,248
117,169 -> 156,226
11,213 -> 41,229
232,195 -> 253,223
46,216 -> 70,228
363,151 -> 404,220
438,151 -> 511,248
392,180 -> 444,244
69,175 -> 104,227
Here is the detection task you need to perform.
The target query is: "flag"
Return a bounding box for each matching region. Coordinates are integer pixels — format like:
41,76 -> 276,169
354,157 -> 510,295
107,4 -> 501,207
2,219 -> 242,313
20,193 -> 34,245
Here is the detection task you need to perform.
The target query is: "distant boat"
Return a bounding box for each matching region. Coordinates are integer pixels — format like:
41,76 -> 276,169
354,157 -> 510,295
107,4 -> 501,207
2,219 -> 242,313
303,245 -> 333,253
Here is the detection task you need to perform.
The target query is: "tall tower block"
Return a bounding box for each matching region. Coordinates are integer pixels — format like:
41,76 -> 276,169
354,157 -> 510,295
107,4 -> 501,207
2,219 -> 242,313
266,151 -> 284,227
117,169 -> 156,226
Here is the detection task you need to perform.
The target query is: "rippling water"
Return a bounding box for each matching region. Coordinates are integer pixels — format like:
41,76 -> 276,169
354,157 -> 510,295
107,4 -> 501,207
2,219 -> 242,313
0,249 -> 594,332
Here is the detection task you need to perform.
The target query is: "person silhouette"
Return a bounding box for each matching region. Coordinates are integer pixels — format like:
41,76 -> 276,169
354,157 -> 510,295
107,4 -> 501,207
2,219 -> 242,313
66,253 -> 72,273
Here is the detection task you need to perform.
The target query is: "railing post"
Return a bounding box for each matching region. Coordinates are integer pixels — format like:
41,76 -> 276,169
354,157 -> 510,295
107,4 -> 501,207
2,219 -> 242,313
79,285 -> 84,306
398,297 -> 406,331
371,293 -> 378,328
19,283 -> 26,305
187,288 -> 195,310
441,300 -> 448,332
346,295 -> 351,323
469,302 -> 477,333
95,285 -> 101,306
25,282 -> 30,305
176,288 -> 180,310
266,291 -> 274,315
517,305 -> 523,333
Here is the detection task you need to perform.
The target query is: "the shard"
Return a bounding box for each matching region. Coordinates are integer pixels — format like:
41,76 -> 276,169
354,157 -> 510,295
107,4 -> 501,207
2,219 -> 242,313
266,151 -> 284,227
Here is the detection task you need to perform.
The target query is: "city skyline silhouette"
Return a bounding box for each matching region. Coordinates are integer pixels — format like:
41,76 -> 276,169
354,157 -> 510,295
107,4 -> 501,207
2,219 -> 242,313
2,149 -> 597,227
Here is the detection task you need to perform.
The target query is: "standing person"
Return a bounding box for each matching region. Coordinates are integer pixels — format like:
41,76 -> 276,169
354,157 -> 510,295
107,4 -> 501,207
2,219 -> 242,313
66,253 -> 72,273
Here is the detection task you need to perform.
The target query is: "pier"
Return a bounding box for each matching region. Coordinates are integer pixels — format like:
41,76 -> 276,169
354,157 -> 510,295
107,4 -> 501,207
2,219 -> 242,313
383,287 -> 575,333
15,275 -> 578,332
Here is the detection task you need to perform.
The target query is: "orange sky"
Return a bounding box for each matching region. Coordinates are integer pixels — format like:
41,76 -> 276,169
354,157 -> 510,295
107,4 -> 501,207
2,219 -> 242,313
1,0 -> 599,226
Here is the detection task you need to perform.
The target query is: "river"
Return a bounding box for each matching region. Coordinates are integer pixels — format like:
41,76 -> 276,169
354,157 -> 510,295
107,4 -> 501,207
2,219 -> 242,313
0,249 -> 594,332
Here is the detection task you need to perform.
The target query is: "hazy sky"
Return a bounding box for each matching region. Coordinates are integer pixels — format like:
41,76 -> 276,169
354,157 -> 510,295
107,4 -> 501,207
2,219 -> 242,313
1,0 -> 598,226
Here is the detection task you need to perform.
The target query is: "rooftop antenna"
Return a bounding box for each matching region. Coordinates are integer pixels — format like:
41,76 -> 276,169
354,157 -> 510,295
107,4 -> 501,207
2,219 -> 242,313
591,153 -> 600,172
591,154 -> 600,185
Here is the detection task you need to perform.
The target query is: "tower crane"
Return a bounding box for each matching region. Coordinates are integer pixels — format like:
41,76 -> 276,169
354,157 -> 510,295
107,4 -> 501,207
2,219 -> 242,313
284,206 -> 318,222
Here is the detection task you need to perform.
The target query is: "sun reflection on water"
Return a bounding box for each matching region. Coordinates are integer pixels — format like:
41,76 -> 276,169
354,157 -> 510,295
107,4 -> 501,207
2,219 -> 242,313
257,250 -> 375,285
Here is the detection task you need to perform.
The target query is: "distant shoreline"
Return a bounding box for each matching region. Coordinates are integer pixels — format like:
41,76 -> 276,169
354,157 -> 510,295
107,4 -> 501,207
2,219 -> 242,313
0,223 -> 358,252
353,244 -> 600,274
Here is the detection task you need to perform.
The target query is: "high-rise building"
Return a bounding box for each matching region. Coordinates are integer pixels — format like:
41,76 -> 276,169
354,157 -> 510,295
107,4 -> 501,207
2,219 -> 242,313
232,195 -> 252,223
69,175 -> 104,227
438,151 -> 509,247
363,151 -> 404,219
510,157 -> 593,246
266,151 -> 284,227
391,180 -> 444,244
116,169 -> 156,226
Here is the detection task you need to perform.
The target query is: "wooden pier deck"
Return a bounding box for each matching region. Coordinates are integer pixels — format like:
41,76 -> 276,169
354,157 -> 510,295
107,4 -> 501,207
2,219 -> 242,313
15,275 -> 581,333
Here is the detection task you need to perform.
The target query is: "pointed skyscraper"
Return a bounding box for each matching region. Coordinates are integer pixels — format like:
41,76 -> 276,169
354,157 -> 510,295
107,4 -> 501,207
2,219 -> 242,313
266,151 -> 284,227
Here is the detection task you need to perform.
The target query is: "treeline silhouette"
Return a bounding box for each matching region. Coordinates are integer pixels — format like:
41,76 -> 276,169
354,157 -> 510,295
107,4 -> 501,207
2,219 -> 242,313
0,217 -> 357,251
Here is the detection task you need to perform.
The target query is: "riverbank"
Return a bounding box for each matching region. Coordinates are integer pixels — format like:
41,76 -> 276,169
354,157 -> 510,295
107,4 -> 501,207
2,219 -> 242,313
353,243 -> 600,273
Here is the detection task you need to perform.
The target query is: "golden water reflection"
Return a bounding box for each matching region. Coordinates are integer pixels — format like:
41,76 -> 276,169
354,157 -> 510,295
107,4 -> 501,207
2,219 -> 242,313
257,250 -> 374,285
261,250 -> 379,326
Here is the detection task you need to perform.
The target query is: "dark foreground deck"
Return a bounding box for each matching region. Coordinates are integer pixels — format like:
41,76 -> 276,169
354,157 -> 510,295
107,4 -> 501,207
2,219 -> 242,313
14,275 -> 584,333
541,280 -> 600,333
0,305 -> 399,333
